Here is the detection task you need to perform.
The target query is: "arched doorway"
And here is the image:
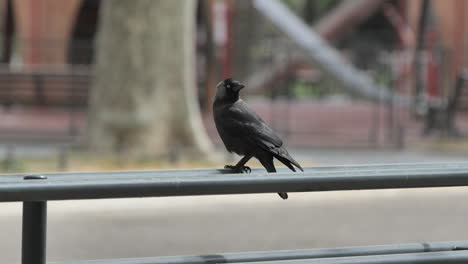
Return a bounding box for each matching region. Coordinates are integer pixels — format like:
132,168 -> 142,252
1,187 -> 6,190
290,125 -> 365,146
1,0 -> 14,63
68,0 -> 100,65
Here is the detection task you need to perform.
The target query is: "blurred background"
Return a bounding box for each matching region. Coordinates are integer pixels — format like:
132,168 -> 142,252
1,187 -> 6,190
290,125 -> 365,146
0,0 -> 466,172
1,0 -> 468,262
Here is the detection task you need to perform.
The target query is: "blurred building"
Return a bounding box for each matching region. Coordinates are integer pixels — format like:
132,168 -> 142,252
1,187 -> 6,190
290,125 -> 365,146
0,0 -> 233,115
403,1 -> 467,99
0,0 -> 465,78
0,0 -> 98,66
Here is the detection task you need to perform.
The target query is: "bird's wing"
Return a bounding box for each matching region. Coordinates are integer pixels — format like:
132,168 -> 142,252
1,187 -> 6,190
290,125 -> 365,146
225,100 -> 283,149
222,100 -> 303,172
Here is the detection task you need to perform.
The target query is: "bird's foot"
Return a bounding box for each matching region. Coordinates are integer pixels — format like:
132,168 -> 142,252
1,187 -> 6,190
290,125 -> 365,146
224,165 -> 251,174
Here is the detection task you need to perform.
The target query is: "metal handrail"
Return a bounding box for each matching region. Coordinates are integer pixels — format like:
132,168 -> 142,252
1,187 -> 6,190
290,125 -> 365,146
2,163 -> 468,202
3,162 -> 468,181
2,162 -> 468,264
233,250 -> 468,264
52,240 -> 468,264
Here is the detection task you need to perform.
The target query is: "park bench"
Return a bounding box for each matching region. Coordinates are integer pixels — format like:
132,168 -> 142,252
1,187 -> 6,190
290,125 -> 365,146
0,66 -> 91,170
2,162 -> 468,263
0,67 -> 89,108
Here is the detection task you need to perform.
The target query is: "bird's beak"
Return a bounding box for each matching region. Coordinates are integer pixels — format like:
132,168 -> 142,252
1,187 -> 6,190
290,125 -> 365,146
235,84 -> 245,92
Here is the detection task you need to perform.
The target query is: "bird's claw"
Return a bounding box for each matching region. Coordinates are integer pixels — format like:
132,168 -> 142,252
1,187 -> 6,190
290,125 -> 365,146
224,165 -> 251,174
240,166 -> 251,173
224,165 -> 236,170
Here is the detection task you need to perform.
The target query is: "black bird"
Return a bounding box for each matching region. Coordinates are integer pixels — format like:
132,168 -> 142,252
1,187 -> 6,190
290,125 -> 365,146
213,78 -> 303,199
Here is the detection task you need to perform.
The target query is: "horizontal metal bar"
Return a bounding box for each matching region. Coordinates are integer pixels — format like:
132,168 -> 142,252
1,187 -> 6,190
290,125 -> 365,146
1,162 -> 467,179
3,166 -> 468,189
2,162 -> 468,182
51,240 -> 468,264
234,250 -> 468,264
2,164 -> 468,202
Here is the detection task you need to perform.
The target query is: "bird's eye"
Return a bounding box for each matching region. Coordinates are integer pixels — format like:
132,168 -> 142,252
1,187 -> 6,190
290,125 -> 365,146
226,84 -> 231,89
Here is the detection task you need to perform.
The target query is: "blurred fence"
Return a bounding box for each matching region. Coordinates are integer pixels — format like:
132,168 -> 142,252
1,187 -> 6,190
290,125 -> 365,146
0,51 -> 428,165
0,37 -> 466,164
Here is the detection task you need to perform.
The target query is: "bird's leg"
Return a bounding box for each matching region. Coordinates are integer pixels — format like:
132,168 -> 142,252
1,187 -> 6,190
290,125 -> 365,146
225,155 -> 252,173
258,155 -> 288,200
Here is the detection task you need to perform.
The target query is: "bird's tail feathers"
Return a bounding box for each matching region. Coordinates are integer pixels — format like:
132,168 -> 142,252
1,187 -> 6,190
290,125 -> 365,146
274,153 -> 304,172
278,192 -> 288,199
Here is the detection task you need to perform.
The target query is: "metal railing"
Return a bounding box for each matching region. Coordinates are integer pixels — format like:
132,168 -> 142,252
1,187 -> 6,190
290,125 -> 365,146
2,162 -> 468,263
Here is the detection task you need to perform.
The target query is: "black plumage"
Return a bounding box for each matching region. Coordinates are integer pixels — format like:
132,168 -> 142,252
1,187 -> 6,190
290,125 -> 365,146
213,78 -> 303,200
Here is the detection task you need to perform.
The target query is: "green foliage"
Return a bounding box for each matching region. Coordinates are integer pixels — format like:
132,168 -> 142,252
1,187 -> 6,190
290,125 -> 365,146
281,0 -> 342,22
290,77 -> 342,99
289,66 -> 392,99
313,0 -> 342,12
281,0 -> 306,12
374,71 -> 392,88
1,159 -> 26,173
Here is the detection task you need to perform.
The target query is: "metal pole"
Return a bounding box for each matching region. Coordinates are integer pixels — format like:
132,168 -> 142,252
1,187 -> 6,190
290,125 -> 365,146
414,0 -> 430,107
22,175 -> 47,264
51,240 -> 468,264
234,250 -> 468,264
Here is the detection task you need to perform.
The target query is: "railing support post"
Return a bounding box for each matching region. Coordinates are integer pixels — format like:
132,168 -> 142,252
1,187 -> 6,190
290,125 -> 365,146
22,175 -> 47,264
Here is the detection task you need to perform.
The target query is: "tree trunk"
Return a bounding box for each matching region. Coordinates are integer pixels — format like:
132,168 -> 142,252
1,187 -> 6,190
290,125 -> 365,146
232,0 -> 257,81
87,0 -> 213,159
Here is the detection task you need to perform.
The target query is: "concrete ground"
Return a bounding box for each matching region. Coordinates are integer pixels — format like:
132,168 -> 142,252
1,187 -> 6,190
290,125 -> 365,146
1,149 -> 467,263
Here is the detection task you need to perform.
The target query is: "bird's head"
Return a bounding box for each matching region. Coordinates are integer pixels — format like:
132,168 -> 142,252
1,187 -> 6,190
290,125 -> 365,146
215,78 -> 245,103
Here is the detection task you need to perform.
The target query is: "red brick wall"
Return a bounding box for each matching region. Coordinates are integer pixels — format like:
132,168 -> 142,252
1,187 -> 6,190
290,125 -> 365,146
13,0 -> 82,66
